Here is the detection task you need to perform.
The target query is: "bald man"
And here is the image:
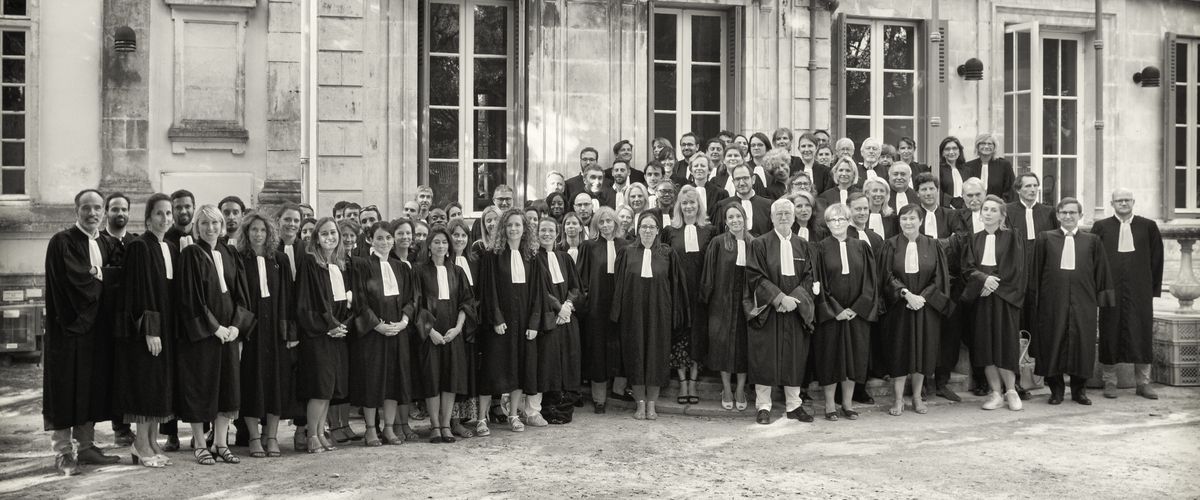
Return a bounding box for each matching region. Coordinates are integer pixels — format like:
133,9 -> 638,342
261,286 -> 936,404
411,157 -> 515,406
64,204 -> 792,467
1092,189 -> 1164,399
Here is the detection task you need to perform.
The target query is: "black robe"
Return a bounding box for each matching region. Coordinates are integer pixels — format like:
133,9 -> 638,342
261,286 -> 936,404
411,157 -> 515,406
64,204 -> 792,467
349,253 -> 418,406
700,232 -> 749,373
714,194 -> 773,236
414,261 -> 476,397
791,159 -> 834,194
879,234 -> 953,377
43,226 -> 116,430
1005,201 -> 1057,332
295,257 -> 354,401
818,186 -> 861,207
576,236 -> 625,381
960,229 -> 1026,371
239,249 -> 298,418
662,224 -> 716,366
814,236 -> 877,385
887,188 -> 920,212
534,249 -> 582,393
609,242 -> 689,386
479,247 -> 546,394
745,230 -> 816,386
453,249 -> 482,397
176,239 -> 255,422
1031,230 -> 1115,378
938,162 -> 970,209
1093,216 -> 1163,365
692,181 -> 729,224
113,232 -> 177,421
964,157 -> 1016,201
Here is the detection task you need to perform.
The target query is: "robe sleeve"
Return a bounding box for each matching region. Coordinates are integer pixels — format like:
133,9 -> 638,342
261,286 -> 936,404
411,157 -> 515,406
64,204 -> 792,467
699,236 -> 721,306
480,252 -> 507,328
295,259 -> 341,337
350,258 -> 381,337
1093,235 -> 1117,307
540,253 -> 563,328
453,265 -> 477,336
918,240 -> 954,316
120,239 -> 158,339
574,242 -> 593,315
177,247 -> 222,342
814,245 -> 841,323
849,242 -> 877,320
278,252 -> 298,343
1149,220 -> 1164,298
746,237 -> 785,309
45,233 -> 103,336
878,239 -> 906,304
526,252 -> 546,332
993,232 -> 1027,307
226,247 -> 257,337
786,246 -> 817,330
668,247 -> 691,332
959,233 -> 988,303
608,246 -> 629,323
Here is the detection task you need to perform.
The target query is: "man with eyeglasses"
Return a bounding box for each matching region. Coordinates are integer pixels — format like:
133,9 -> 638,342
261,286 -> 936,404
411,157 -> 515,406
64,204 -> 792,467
573,192 -> 596,239
675,133 -> 699,185
566,147 -> 613,204
415,185 -> 435,220
911,172 -> 967,403
1092,188 -> 1164,400
716,164 -> 772,236
745,197 -> 817,425
1031,197 -> 1114,406
1005,172 -> 1058,400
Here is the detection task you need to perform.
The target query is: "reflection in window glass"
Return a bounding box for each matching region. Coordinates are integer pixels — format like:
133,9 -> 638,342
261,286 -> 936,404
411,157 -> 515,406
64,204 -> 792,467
653,9 -> 726,150
0,29 -> 23,195
882,25 -> 913,70
842,20 -> 917,156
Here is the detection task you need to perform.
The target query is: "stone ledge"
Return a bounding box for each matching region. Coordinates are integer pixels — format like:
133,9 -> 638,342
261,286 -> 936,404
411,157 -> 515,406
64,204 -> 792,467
165,0 -> 257,8
168,122 -> 250,154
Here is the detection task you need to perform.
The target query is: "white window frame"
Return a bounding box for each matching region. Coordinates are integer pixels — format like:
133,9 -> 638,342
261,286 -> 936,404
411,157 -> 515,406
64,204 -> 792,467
844,19 -> 920,147
1040,32 -> 1084,206
1173,38 -> 1200,214
652,8 -> 727,144
0,0 -> 33,202
422,0 -> 515,218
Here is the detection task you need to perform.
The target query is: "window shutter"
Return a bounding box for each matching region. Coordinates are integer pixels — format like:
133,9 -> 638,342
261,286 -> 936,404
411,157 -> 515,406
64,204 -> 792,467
923,19 -> 948,172
728,6 -> 742,133
1164,32 -> 1178,219
831,12 -> 845,139
417,0 -> 428,187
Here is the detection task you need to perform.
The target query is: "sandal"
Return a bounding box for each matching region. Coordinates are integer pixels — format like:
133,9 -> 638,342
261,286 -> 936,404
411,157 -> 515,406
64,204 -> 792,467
365,432 -> 383,447
509,416 -> 525,432
193,447 -> 216,465
306,436 -> 324,454
888,405 -> 903,417
914,402 -> 929,415
721,389 -> 734,410
318,432 -> 338,452
735,390 -> 748,411
382,427 -> 402,445
264,437 -> 282,457
475,420 -> 491,437
677,380 -> 688,405
450,421 -> 475,439
212,446 -> 241,464
687,377 -> 700,404
440,427 -> 457,444
248,437 -> 266,458
840,408 -> 860,420
824,411 -> 839,421
399,424 -> 420,442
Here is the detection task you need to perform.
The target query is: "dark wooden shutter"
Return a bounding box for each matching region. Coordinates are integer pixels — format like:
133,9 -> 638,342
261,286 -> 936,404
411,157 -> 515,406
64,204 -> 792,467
1164,32 -> 1179,219
417,0 -> 428,187
728,6 -> 743,134
922,19 -> 948,175
831,12 -> 845,139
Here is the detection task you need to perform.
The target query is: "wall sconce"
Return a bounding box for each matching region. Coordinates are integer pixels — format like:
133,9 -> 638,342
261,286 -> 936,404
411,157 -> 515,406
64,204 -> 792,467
957,58 -> 983,80
1132,66 -> 1160,87
114,26 -> 136,53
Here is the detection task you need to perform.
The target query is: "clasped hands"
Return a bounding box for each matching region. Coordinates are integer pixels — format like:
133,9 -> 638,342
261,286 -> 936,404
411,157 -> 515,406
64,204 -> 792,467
980,276 -> 1001,297
494,323 -> 539,340
374,316 -> 409,337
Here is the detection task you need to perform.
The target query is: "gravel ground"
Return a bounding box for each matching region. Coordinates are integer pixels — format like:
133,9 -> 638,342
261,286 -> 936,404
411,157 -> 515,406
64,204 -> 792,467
1,360 -> 1198,499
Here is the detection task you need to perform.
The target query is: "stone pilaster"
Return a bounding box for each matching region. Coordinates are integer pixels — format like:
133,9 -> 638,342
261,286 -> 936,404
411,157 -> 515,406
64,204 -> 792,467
99,0 -> 153,198
262,0 -> 304,207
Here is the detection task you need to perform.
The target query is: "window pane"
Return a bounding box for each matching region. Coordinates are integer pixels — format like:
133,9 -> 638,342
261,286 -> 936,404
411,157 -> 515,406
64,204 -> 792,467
2,32 -> 23,56
846,71 -> 870,116
1,168 -> 21,195
1042,39 -> 1058,96
2,59 -> 22,83
1177,43 -> 1188,83
1177,127 -> 1188,167
1060,100 -> 1077,155
1,140 -> 21,166
473,110 -> 507,159
691,16 -> 722,63
691,65 -> 721,112
429,3 -> 459,53
1060,40 -> 1077,97
654,113 -> 676,149
473,58 -> 507,107
1042,99 -> 1058,155
2,86 -> 21,111
1177,169 -> 1188,209
883,25 -> 914,70
473,162 -> 507,212
3,0 -> 26,17
429,108 -> 458,159
1004,95 -> 1014,152
1,114 -> 22,139
474,6 -> 507,56
846,24 -> 871,69
691,114 -> 721,144
1041,158 -> 1059,207
429,56 -> 459,106
846,118 -> 870,158
1017,32 -> 1030,91
1177,83 -> 1188,125
1017,93 -> 1030,153
883,73 -> 913,115
654,13 -> 676,61
883,119 -> 913,147
1060,157 -> 1076,198
429,161 -> 460,208
1004,33 -> 1013,92
654,63 -> 676,110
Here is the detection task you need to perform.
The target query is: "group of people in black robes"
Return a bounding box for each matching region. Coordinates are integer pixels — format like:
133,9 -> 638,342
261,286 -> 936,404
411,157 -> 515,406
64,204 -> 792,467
42,129 -> 1165,475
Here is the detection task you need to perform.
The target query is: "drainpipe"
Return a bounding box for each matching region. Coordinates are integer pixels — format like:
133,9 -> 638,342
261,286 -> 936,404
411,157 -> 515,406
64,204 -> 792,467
930,0 -> 941,184
808,0 -> 817,129
1093,0 -> 1105,219
301,0 -> 319,206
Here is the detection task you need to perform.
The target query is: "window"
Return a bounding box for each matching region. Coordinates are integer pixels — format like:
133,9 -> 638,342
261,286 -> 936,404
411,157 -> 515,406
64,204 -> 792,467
652,9 -> 727,146
0,0 -> 27,196
419,0 -> 514,216
1004,23 -> 1083,206
841,19 -> 918,151
1167,35 -> 1200,217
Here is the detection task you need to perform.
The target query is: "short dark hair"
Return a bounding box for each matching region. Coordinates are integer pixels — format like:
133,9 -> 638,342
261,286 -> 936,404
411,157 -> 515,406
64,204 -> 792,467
366,220 -> 393,239
104,192 -> 130,210
612,139 -> 632,155
611,159 -> 630,170
1014,171 -> 1040,191
897,203 -> 924,219
718,130 -> 734,139
583,163 -> 604,176
644,162 -> 664,175
144,193 -> 171,222
679,132 -> 697,145
797,133 -> 819,146
705,139 -> 725,151
360,205 -> 381,219
332,200 -> 348,216
277,202 -> 303,220
913,172 -> 938,190
74,189 -> 104,208
1056,197 -> 1082,213
344,202 -> 362,211
580,147 -> 599,159
169,189 -> 195,204
898,136 -> 917,149
218,195 -> 246,212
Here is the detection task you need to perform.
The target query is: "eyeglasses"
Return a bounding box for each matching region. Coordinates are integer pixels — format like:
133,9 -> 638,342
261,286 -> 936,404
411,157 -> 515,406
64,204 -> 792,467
638,224 -> 659,230
827,217 -> 850,224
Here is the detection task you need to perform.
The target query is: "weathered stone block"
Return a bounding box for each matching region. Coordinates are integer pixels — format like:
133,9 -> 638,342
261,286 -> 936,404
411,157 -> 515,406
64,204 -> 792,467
566,2 -> 607,30
268,1 -> 300,33
317,122 -> 365,156
339,53 -> 364,86
268,62 -> 301,120
318,86 -> 363,121
813,68 -> 831,100
317,157 -> 365,190
317,52 -> 343,85
268,120 -> 300,150
265,150 -> 302,183
319,0 -> 363,18
318,17 -> 363,51
268,32 -> 302,63
792,67 -> 810,99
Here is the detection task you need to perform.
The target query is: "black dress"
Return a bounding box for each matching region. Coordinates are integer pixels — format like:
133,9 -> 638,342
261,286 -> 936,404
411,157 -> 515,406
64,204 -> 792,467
576,236 -> 625,382
700,232 -> 748,373
112,232 -> 177,422
479,247 -> 545,394
813,236 -> 877,385
610,242 -> 689,386
239,250 -> 298,419
295,257 -> 353,401
176,239 -> 255,422
413,262 -> 476,397
879,234 -> 953,377
349,252 -> 418,407
534,249 -> 582,393
662,224 -> 715,369
960,229 -> 1026,371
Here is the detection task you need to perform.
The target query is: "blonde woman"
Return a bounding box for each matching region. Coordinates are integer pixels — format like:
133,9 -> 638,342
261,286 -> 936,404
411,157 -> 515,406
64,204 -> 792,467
664,186 -> 715,404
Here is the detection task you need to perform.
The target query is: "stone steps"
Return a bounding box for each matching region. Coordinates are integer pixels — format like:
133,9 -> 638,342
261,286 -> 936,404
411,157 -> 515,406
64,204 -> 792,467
648,371 -> 973,401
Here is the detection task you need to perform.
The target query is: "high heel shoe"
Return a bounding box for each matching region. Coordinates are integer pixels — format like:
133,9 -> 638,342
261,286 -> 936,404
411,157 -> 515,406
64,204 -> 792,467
306,436 -> 324,454
735,390 -> 748,411
687,377 -> 699,404
130,446 -> 165,468
721,389 -> 734,411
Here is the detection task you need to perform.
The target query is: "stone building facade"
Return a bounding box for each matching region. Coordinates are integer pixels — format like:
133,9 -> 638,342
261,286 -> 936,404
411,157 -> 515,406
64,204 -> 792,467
1,0 -> 1199,282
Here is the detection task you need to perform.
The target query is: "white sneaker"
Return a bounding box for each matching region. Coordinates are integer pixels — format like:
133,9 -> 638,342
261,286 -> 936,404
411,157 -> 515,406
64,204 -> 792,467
981,391 -> 1004,410
1004,390 -> 1023,411
524,412 -> 548,427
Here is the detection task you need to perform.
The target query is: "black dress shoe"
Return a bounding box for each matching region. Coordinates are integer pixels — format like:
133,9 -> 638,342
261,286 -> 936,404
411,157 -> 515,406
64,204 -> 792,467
114,429 -> 135,447
1016,387 -> 1032,401
972,386 -> 991,397
787,407 -> 815,423
162,434 -> 180,452
594,403 -> 606,414
1048,394 -> 1063,405
609,390 -> 635,402
756,409 -> 771,425
76,446 -> 120,465
1072,395 -> 1093,405
936,385 -> 962,403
